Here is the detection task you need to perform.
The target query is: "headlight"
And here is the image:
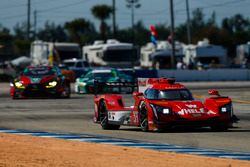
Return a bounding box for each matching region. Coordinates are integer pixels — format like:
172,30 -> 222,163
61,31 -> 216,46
220,103 -> 232,113
163,108 -> 171,114
150,104 -> 171,115
46,81 -> 57,88
14,81 -> 25,88
79,82 -> 87,86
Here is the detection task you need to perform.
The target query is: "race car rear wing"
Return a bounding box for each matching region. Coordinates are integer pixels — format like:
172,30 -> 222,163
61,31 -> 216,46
91,80 -> 138,95
92,77 -> 176,95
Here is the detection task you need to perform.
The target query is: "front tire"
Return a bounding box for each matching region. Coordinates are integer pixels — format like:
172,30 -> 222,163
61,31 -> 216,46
99,101 -> 120,130
11,89 -> 21,99
12,92 -> 18,99
139,104 -> 149,132
64,84 -> 71,98
60,84 -> 71,98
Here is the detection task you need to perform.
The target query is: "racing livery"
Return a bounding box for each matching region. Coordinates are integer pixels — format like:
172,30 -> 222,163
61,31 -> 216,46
75,69 -> 134,94
93,78 -> 237,131
10,66 -> 71,99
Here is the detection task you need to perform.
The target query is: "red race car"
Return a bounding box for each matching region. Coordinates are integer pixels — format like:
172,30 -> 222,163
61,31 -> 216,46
10,66 -> 71,99
93,78 -> 237,131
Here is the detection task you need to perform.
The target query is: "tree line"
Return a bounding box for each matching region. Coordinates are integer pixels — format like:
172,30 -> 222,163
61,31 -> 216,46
1,5 -> 250,62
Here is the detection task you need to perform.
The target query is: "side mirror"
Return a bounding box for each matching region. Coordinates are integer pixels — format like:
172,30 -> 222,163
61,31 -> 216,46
133,92 -> 143,96
208,89 -> 220,96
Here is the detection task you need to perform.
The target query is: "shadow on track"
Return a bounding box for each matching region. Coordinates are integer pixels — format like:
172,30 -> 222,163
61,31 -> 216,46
118,126 -> 250,133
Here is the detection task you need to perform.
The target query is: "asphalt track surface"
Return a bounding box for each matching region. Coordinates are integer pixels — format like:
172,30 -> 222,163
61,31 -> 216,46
0,82 -> 250,154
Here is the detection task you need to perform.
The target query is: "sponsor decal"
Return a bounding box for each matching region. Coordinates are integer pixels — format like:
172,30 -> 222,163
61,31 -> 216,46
108,101 -> 116,105
207,110 -> 216,115
108,112 -> 112,119
185,104 -> 197,108
138,79 -> 147,86
165,86 -> 185,89
178,108 -> 204,115
31,78 -> 41,83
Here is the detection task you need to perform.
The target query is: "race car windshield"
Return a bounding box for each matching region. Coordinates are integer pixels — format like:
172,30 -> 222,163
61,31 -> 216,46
23,68 -> 56,76
64,62 -> 75,68
145,89 -> 193,100
159,89 -> 193,100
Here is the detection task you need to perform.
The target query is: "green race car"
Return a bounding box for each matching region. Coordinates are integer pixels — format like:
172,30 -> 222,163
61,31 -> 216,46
74,69 -> 134,94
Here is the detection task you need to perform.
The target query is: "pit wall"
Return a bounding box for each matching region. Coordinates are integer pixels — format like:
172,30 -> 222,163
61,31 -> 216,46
135,69 -> 250,81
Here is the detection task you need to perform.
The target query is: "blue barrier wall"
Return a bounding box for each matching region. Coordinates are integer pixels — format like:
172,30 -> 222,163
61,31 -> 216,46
135,69 -> 250,81
135,69 -> 158,78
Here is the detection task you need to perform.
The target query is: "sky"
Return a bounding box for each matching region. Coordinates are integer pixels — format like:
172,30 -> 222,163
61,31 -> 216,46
0,0 -> 250,32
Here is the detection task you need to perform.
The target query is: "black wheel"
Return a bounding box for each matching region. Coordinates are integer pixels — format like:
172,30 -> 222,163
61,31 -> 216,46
232,115 -> 240,123
59,84 -> 71,98
99,101 -> 120,130
77,86 -> 82,94
139,104 -> 149,132
12,91 -> 19,99
12,95 -> 17,100
64,84 -> 71,98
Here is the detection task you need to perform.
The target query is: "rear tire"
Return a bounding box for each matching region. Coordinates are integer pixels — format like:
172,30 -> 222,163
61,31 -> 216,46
99,101 -> 120,130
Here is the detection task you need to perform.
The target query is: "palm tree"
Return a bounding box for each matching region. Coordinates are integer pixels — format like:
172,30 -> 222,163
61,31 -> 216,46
91,4 -> 113,40
64,18 -> 96,44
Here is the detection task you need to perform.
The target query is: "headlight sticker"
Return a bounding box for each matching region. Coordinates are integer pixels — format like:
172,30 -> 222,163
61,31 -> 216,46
46,81 -> 57,88
14,81 -> 25,88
